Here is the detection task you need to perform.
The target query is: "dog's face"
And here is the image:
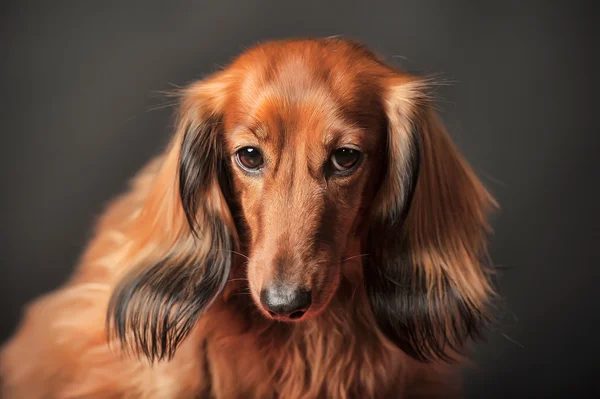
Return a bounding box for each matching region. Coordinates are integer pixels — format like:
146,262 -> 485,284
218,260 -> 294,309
109,38 -> 496,363
221,47 -> 386,320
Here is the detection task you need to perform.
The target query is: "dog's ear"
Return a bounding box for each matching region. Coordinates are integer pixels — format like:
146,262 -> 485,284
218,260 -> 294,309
107,74 -> 237,362
365,77 -> 497,362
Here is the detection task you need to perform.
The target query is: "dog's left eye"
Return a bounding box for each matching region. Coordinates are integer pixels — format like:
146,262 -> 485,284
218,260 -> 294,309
330,148 -> 361,172
236,147 -> 264,172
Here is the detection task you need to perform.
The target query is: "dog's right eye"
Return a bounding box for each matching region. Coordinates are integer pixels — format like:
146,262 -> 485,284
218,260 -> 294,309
236,147 -> 264,172
330,147 -> 361,173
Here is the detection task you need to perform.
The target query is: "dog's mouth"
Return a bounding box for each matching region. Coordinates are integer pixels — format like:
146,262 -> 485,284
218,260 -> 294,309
259,302 -> 330,323
264,308 -> 311,322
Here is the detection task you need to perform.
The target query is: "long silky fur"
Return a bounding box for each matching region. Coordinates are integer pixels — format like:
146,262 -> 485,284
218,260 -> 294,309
107,229 -> 231,362
365,92 -> 496,362
107,111 -> 235,362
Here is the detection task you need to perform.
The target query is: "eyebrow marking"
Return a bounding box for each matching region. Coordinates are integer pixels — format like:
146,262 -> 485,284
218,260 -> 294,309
230,121 -> 269,141
322,126 -> 365,149
251,122 -> 269,140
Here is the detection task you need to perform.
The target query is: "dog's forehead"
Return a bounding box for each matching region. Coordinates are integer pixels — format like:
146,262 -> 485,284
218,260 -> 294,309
223,40 -> 388,146
235,55 -> 346,115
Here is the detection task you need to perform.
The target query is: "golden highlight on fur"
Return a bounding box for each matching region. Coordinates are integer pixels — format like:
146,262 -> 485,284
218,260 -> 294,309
1,38 -> 497,398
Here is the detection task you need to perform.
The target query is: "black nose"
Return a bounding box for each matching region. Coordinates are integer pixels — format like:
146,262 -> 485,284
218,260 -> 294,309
260,285 -> 312,320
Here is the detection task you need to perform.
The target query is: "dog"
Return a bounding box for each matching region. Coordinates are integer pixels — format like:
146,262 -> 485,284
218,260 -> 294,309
0,38 -> 497,398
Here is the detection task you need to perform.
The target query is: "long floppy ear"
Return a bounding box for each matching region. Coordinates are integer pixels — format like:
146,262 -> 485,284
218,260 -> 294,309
107,74 -> 237,362
365,77 -> 497,362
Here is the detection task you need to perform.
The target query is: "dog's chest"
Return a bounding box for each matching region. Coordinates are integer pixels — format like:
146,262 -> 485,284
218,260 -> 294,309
203,309 -> 403,398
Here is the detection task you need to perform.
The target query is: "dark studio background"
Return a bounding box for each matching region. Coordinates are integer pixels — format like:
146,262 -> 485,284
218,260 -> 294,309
1,1 -> 597,397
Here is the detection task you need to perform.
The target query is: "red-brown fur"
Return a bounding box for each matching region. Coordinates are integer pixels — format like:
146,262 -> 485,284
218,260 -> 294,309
1,38 -> 496,398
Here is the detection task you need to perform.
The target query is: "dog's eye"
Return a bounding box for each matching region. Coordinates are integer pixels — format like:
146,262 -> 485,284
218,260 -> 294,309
331,148 -> 361,172
236,147 -> 264,172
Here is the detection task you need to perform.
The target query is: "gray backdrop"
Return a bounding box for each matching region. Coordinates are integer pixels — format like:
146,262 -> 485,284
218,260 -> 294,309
1,1 -> 597,397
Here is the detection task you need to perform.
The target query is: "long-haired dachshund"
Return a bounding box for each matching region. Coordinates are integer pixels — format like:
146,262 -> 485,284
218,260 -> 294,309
1,38 -> 496,398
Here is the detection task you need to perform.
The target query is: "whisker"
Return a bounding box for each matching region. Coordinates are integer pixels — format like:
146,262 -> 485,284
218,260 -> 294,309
341,254 -> 370,263
227,278 -> 247,283
501,332 -> 525,348
209,249 -> 250,261
314,254 -> 369,268
145,101 -> 179,113
383,275 -> 411,289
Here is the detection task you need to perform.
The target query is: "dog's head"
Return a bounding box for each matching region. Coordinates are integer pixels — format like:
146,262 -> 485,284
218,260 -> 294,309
108,38 -> 496,363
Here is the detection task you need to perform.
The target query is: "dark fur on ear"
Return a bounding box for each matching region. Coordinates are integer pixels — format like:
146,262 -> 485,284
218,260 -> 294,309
107,77 -> 236,362
365,79 -> 497,362
179,114 -> 236,235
